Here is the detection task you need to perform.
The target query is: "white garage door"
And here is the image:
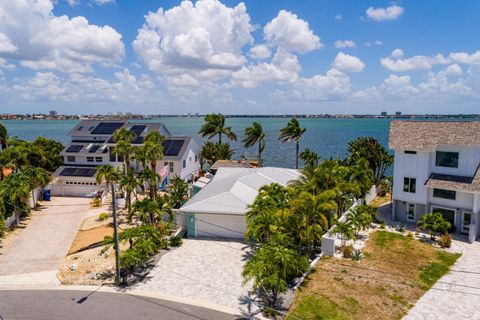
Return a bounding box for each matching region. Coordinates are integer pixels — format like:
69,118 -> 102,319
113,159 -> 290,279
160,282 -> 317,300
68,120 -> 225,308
50,184 -> 98,197
195,213 -> 246,239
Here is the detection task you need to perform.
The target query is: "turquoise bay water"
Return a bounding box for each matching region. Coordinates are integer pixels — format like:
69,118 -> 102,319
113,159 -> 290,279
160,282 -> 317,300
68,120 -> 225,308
2,118 -> 392,168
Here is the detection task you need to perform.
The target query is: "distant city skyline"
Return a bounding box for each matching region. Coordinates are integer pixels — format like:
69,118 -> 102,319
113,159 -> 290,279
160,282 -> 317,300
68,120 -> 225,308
0,0 -> 479,115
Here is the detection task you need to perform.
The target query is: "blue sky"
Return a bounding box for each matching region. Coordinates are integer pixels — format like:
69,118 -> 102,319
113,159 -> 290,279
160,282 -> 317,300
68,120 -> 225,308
0,0 -> 479,115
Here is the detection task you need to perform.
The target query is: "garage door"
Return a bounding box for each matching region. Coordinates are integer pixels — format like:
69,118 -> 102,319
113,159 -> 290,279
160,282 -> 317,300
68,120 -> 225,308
50,184 -> 98,197
195,213 -> 246,239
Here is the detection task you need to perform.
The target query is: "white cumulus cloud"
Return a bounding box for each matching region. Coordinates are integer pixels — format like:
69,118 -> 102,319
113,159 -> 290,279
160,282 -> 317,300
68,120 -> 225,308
0,0 -> 124,73
380,53 -> 450,72
366,5 -> 404,21
449,51 -> 480,66
334,52 -> 365,72
334,40 -> 356,49
264,10 -> 322,53
249,44 -> 272,59
133,0 -> 254,78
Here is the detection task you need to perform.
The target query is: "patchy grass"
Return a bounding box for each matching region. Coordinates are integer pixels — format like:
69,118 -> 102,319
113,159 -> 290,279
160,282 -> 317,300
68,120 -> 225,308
369,193 -> 391,208
288,231 -> 460,320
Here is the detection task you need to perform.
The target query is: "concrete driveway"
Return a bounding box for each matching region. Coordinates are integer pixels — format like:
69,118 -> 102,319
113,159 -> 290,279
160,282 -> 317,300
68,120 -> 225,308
405,240 -> 480,320
135,239 -> 254,313
0,197 -> 103,285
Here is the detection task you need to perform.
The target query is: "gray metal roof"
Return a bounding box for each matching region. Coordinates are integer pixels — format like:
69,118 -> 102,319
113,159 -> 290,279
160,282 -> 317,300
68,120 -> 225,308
180,167 -> 300,215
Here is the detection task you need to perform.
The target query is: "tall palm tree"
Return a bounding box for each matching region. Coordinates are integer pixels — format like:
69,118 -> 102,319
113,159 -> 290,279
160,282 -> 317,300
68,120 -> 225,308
143,131 -> 165,178
113,128 -> 136,173
96,164 -> 118,189
278,118 -> 306,169
0,123 -> 8,150
0,173 -> 31,225
119,168 -> 142,212
140,167 -> 159,200
23,166 -> 50,205
198,113 -> 237,144
243,122 -> 265,166
131,197 -> 161,224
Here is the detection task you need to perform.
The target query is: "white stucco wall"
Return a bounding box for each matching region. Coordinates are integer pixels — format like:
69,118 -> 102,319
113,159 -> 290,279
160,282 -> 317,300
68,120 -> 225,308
393,150 -> 430,204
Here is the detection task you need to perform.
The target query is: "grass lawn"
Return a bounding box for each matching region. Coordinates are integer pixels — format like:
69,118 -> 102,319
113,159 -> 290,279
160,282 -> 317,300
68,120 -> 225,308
288,230 -> 460,320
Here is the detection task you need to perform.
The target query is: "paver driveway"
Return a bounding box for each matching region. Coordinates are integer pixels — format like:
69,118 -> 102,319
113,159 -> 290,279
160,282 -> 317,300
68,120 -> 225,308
135,239 -> 253,312
405,240 -> 480,320
0,197 -> 103,284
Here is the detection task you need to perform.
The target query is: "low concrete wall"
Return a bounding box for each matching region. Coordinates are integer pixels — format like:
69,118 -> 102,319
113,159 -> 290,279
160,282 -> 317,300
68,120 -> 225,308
321,185 -> 377,256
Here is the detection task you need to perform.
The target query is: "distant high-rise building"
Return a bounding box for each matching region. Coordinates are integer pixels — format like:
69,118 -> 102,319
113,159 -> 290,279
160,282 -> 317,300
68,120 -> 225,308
395,111 -> 402,117
381,111 -> 387,116
49,110 -> 58,117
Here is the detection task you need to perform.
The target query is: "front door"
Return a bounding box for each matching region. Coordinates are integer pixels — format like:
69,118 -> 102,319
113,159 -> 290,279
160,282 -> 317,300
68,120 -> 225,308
187,213 -> 196,238
462,212 -> 472,234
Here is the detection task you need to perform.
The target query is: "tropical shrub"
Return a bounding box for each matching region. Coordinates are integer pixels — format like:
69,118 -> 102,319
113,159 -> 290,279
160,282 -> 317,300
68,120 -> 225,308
98,213 -> 109,221
438,233 -> 452,248
332,221 -> 354,247
342,245 -> 355,259
377,178 -> 391,197
417,213 -> 451,240
91,198 -> 102,207
352,249 -> 362,261
169,235 -> 183,247
406,231 -> 414,238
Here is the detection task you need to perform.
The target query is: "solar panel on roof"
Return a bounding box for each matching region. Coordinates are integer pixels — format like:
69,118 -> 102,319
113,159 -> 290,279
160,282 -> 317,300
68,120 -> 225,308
66,145 -> 83,153
89,145 -> 100,153
162,140 -> 173,151
164,140 -> 184,156
91,122 -> 124,135
102,148 -> 109,154
60,167 -> 97,177
130,125 -> 146,137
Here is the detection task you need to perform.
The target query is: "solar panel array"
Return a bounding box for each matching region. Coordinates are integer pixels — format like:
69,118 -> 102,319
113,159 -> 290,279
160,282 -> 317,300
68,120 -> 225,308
91,122 -> 124,135
89,145 -> 100,153
162,139 -> 185,156
66,145 -> 83,153
60,167 -> 97,177
130,125 -> 146,136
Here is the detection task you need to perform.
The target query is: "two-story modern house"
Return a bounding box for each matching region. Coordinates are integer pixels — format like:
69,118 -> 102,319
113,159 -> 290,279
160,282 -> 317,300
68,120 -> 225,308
389,121 -> 480,242
50,120 -> 200,197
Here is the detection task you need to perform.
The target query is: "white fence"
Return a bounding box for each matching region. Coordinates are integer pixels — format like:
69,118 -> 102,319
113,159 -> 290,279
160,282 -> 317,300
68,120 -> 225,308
6,187 -> 42,228
321,185 -> 377,256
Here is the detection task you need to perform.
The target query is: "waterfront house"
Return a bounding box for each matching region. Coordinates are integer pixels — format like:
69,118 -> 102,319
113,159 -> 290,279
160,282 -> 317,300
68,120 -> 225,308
50,120 -> 200,197
178,167 -> 300,239
389,121 -> 480,242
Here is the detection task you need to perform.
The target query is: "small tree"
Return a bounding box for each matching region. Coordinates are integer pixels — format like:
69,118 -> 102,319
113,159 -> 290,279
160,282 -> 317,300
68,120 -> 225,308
417,213 -> 451,240
331,221 -> 354,247
242,240 -> 309,310
169,176 -> 189,209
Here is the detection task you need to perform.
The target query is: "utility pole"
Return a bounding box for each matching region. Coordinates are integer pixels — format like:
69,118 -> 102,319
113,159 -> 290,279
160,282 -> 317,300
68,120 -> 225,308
111,183 -> 121,286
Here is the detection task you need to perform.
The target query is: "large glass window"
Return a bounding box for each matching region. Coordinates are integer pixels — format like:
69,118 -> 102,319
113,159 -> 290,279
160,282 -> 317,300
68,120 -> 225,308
403,177 -> 416,193
169,162 -> 174,173
433,188 -> 456,200
435,151 -> 459,168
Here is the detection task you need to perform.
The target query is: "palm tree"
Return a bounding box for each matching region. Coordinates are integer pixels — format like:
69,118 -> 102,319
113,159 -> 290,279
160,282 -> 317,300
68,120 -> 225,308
331,221 -> 354,247
0,173 -> 31,225
198,113 -> 237,144
131,197 -> 161,224
118,168 -> 142,212
169,176 -> 189,209
278,118 -> 306,169
243,122 -> 265,166
23,166 -> 50,205
417,213 -> 451,240
113,127 -> 136,145
140,168 -> 159,199
299,148 -> 320,168
113,128 -> 136,172
96,164 -> 118,189
0,123 -> 8,150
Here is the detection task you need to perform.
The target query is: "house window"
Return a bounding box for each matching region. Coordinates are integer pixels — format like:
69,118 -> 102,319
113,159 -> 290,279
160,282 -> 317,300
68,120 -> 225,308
433,188 -> 456,200
403,177 -> 416,193
407,203 -> 415,221
87,156 -> 94,163
435,151 -> 459,168
95,157 -> 103,162
169,162 -> 174,173
67,156 -> 75,162
164,162 -> 168,166
195,155 -> 198,162
183,160 -> 186,168
404,150 -> 417,154
109,147 -> 116,162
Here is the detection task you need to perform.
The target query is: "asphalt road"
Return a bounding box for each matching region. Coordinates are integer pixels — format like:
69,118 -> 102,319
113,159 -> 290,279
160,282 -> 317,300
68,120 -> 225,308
0,290 -> 240,320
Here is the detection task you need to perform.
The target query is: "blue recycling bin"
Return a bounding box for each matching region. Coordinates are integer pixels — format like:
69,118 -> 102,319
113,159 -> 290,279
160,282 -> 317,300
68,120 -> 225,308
43,189 -> 51,201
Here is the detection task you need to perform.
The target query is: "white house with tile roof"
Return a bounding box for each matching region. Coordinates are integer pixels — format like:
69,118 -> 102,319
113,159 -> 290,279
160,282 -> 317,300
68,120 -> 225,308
389,121 -> 480,242
179,167 -> 300,239
50,120 -> 200,197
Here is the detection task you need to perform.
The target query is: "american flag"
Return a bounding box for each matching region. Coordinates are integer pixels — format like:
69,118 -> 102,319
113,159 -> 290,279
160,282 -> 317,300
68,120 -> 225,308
159,165 -> 169,177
